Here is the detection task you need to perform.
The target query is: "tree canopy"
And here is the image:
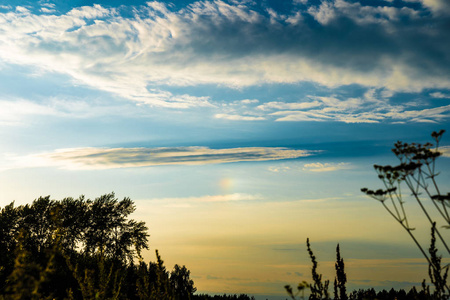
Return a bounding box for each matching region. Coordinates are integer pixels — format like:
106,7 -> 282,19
0,193 -> 199,300
1,193 -> 149,264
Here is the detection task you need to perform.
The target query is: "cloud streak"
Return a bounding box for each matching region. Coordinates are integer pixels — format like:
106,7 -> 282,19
303,162 -> 351,172
13,146 -> 313,170
144,193 -> 262,207
214,113 -> 265,121
440,146 -> 450,158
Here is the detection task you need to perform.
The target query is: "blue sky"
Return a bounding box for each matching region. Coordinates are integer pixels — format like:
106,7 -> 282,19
0,0 -> 449,298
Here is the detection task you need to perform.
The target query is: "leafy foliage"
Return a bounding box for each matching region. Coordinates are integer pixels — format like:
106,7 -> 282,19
0,193 -> 199,300
0,193 -> 149,265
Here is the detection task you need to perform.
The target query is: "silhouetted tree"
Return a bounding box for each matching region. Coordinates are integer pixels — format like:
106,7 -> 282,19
171,264 -> 197,300
0,193 -> 148,266
0,193 -> 196,299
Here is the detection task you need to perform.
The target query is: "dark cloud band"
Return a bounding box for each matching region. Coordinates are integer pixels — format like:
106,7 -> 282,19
38,146 -> 313,169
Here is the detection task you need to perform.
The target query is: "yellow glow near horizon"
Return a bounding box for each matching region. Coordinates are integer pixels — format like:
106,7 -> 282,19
135,194 -> 440,296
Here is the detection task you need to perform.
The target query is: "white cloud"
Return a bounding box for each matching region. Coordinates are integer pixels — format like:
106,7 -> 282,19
241,99 -> 259,104
271,105 -> 450,123
135,193 -> 263,208
5,146 -> 313,170
66,4 -> 111,18
15,6 -> 30,14
271,110 -> 332,122
440,146 -> 450,157
257,101 -> 321,111
268,166 -> 291,172
404,0 -> 450,15
41,3 -> 56,8
384,105 -> 450,123
303,162 -> 351,172
263,91 -> 450,123
0,4 -> 214,109
430,92 -> 450,99
0,1 -> 447,110
326,0 -> 420,25
0,99 -> 57,125
152,193 -> 262,204
380,89 -> 395,99
40,7 -> 56,13
215,114 -> 265,121
222,92 -> 438,124
285,11 -> 303,25
308,1 -> 336,25
314,96 -> 364,112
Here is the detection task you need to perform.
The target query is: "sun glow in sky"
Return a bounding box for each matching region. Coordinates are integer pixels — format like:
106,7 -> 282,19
0,0 -> 449,298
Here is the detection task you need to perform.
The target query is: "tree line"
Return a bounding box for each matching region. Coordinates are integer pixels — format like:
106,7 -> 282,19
0,193 -> 254,300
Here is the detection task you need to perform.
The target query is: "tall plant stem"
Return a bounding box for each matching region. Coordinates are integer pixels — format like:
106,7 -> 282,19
405,179 -> 450,255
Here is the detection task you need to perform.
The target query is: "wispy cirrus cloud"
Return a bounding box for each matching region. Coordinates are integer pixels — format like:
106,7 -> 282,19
257,101 -> 322,111
5,146 -> 313,170
146,193 -> 263,207
214,113 -> 265,121
303,162 -> 351,172
268,166 -> 291,173
246,89 -> 450,123
271,104 -> 450,123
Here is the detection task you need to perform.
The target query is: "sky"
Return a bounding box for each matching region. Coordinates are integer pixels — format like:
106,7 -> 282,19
0,0 -> 449,298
